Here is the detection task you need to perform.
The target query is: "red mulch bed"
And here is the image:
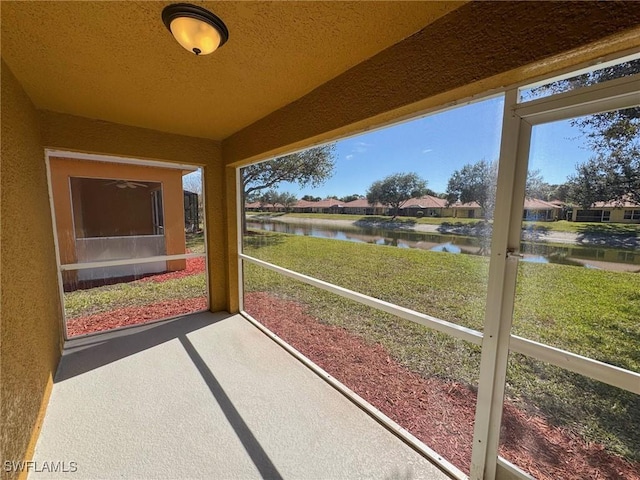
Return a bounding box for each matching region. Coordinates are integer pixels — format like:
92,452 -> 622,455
67,258 -> 208,337
138,257 -> 206,282
245,291 -> 640,480
67,298 -> 207,337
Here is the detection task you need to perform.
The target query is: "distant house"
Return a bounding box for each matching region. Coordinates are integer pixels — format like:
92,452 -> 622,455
341,198 -> 388,215
245,201 -> 262,212
572,198 -> 640,223
399,195 -> 452,217
294,198 -> 342,213
291,199 -> 317,213
522,198 -> 562,221
451,202 -> 484,219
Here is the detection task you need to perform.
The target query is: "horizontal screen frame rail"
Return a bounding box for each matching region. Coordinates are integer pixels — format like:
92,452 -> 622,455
60,253 -> 205,271
240,253 -> 483,346
510,335 -> 640,395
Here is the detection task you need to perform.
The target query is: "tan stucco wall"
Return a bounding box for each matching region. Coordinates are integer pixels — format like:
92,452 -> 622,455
610,208 -> 640,224
40,110 -> 218,167
1,91 -> 230,476
223,1 -> 640,166
1,61 -> 63,480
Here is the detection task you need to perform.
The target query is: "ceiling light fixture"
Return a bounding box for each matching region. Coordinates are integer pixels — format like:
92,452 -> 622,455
162,3 -> 229,56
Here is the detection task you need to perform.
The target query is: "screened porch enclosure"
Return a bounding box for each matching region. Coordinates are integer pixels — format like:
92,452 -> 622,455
238,59 -> 640,480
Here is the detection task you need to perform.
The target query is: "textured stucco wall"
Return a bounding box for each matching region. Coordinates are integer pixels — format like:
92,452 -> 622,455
223,1 -> 640,165
40,110 -> 219,167
1,94 -> 229,475
1,61 -> 63,480
203,149 -> 233,312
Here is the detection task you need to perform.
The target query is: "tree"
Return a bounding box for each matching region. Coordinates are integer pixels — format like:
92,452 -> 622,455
256,190 -> 297,212
446,160 -> 498,220
525,169 -> 553,200
301,195 -> 321,202
531,59 -> 640,206
366,173 -> 428,219
258,189 -> 279,210
424,188 -> 440,198
446,161 -> 558,219
548,183 -> 571,202
243,145 -> 335,199
340,194 -> 363,203
279,192 -> 298,212
242,144 -> 336,230
566,159 -> 605,209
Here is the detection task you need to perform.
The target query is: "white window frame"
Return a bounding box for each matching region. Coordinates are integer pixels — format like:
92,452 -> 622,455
471,72 -> 640,479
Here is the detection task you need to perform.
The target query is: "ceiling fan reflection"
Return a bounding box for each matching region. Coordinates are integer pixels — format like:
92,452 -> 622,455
104,180 -> 149,189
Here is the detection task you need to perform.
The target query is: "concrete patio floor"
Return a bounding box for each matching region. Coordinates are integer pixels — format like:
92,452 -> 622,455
30,312 -> 452,480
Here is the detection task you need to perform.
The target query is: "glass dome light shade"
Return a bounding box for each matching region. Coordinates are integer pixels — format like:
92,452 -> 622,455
170,17 -> 221,55
162,4 -> 229,56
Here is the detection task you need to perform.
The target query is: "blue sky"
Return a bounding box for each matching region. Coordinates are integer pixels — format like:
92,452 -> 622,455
273,95 -> 593,198
183,95 -> 595,198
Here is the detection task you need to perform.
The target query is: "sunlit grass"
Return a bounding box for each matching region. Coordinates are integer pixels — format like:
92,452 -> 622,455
523,220 -> 639,234
64,274 -> 206,319
243,232 -> 640,460
186,232 -> 206,253
249,212 -> 640,235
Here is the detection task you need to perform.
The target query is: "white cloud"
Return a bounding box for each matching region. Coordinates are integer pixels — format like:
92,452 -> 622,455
421,148 -> 433,154
345,154 -> 354,160
351,141 -> 374,154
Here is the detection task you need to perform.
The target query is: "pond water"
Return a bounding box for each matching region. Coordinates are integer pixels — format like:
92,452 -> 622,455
246,220 -> 639,272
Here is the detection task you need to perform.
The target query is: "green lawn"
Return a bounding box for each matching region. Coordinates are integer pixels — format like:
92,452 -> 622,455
63,229 -> 639,461
186,232 -> 206,253
243,231 -> 640,461
250,212 -> 640,235
64,274 -> 206,319
273,212 -> 481,226
523,219 -> 640,235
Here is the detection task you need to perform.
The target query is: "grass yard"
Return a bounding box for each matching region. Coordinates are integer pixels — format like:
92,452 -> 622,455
523,219 -> 640,235
186,231 -> 206,253
243,231 -> 640,463
64,273 -> 206,319
251,212 -> 640,235
61,227 -> 639,464
63,257 -> 207,336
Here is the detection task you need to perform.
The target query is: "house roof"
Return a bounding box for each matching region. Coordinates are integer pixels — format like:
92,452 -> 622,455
591,199 -> 640,208
402,195 -> 448,209
291,199 -> 343,209
523,198 -> 562,210
312,199 -> 343,208
0,1 -> 463,141
294,200 -> 315,208
342,198 -> 385,208
453,202 -> 482,209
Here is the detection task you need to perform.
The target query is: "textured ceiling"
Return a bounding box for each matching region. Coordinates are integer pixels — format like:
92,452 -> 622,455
1,1 -> 464,140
